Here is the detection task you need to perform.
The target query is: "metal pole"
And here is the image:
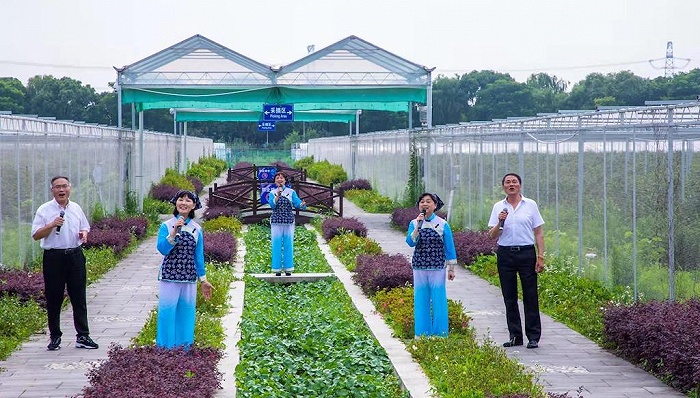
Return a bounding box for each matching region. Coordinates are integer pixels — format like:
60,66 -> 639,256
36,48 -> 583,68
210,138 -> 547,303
183,122 -> 188,172
138,111 -> 144,212
667,109 -> 676,301
117,82 -> 122,129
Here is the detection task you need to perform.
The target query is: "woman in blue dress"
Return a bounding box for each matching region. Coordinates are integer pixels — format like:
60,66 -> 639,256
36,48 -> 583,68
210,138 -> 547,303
405,192 -> 457,337
156,189 -> 213,348
268,171 -> 306,276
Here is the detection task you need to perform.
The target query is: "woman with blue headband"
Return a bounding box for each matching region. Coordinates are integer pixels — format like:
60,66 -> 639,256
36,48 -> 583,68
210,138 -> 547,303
155,189 -> 213,348
405,192 -> 457,337
268,171 -> 306,276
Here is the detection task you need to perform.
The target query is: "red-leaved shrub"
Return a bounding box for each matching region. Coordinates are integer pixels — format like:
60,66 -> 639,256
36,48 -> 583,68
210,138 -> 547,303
84,229 -> 132,255
150,184 -> 181,202
338,179 -> 372,192
187,176 -> 204,194
603,299 -> 700,394
203,231 -> 237,263
321,217 -> 367,241
78,344 -> 223,398
202,205 -> 239,221
453,230 -> 498,266
92,216 -> 148,240
353,254 -> 413,296
0,269 -> 46,307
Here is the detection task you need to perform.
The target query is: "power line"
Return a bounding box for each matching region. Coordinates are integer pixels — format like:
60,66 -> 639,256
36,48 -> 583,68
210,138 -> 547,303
436,59 -> 654,75
0,59 -> 111,71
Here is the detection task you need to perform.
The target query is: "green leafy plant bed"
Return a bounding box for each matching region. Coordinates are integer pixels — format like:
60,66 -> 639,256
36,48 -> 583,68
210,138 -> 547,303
243,224 -> 332,274
235,277 -> 407,397
237,222 -> 406,397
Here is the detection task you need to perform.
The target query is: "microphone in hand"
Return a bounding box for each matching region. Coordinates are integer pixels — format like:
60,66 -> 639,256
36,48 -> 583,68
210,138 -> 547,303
55,211 -> 65,235
175,216 -> 185,240
418,209 -> 426,229
499,208 -> 508,230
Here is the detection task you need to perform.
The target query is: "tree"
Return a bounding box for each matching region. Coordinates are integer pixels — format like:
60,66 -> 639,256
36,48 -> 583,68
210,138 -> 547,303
526,73 -> 568,93
0,77 -> 26,113
664,68 -> 700,100
526,73 -> 569,114
432,74 -> 468,125
469,80 -> 536,121
25,75 -> 99,121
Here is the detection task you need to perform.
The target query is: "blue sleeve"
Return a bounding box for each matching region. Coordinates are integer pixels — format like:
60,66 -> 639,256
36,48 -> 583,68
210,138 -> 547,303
406,222 -> 417,247
291,190 -> 306,210
443,222 -> 457,261
195,229 -> 206,278
156,223 -> 174,255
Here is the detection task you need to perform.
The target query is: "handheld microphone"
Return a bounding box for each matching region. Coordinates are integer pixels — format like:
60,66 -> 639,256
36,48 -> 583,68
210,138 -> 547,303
55,211 -> 65,235
499,208 -> 508,230
418,209 -> 426,229
175,216 -> 185,240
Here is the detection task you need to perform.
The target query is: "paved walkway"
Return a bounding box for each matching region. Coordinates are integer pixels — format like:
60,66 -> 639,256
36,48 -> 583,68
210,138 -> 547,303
0,185 -> 684,398
341,201 -> 684,398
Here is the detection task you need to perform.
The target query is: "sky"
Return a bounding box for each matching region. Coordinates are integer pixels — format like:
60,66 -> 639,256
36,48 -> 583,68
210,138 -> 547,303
1,0 -> 699,93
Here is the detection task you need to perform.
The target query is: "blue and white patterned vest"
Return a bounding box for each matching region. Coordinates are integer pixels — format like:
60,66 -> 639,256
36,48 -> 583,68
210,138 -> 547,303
270,189 -> 296,225
160,224 -> 199,282
411,217 -> 447,270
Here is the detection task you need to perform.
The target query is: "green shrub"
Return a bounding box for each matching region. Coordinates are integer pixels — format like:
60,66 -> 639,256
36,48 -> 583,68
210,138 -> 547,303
84,247 -> 120,284
202,216 -> 242,236
408,335 -> 544,397
293,156 -> 314,170
159,169 -> 194,192
307,160 -> 347,185
187,163 -> 217,185
328,233 -> 382,271
143,197 -> 173,217
373,287 -> 472,340
0,295 -> 45,360
344,189 -> 397,213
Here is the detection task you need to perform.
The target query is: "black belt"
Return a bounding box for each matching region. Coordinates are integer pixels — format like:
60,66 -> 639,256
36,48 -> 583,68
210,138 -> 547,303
45,247 -> 82,255
499,245 -> 534,252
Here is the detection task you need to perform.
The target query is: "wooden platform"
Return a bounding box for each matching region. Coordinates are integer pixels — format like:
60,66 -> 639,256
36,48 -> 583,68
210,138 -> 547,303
251,272 -> 336,283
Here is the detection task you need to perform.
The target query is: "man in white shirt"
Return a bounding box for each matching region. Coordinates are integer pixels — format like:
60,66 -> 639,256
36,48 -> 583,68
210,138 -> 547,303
488,173 -> 545,349
31,176 -> 98,351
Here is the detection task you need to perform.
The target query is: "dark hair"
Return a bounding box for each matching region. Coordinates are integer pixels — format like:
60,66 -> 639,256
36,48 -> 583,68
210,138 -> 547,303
416,192 -> 445,211
501,173 -> 522,185
170,190 -> 201,219
51,175 -> 70,184
274,171 -> 288,183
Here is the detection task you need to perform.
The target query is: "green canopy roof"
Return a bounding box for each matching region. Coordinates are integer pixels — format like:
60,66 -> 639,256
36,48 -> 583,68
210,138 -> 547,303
116,34 -> 433,124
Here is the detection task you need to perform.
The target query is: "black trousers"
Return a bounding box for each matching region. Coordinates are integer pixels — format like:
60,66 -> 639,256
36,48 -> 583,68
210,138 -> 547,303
496,245 -> 541,342
42,248 -> 90,339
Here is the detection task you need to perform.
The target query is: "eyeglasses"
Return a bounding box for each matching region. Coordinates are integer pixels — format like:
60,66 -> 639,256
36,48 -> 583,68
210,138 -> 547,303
52,184 -> 70,189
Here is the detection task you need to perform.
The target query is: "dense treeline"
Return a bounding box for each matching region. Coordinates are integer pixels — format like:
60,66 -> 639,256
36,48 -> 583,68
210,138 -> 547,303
1,69 -> 699,145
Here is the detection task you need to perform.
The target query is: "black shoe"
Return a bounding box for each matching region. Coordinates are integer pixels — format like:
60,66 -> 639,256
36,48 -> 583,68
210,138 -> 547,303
526,340 -> 539,349
502,337 -> 523,347
76,335 -> 99,349
285,272 -> 292,276
47,336 -> 61,351
275,272 -> 281,276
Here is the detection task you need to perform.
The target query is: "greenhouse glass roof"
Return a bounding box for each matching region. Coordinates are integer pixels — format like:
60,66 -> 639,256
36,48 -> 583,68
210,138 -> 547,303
116,34 -> 433,121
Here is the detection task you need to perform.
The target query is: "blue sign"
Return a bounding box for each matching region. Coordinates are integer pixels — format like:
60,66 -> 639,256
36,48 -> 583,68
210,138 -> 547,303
257,166 -> 277,181
257,121 -> 276,131
263,104 -> 294,121
260,183 -> 277,205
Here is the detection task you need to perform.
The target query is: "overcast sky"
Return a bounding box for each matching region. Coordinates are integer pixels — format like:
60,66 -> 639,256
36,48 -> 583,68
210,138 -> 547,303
1,0 -> 699,93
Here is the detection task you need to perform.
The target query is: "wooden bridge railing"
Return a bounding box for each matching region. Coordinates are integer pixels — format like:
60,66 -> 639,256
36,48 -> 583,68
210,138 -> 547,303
208,177 -> 342,224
